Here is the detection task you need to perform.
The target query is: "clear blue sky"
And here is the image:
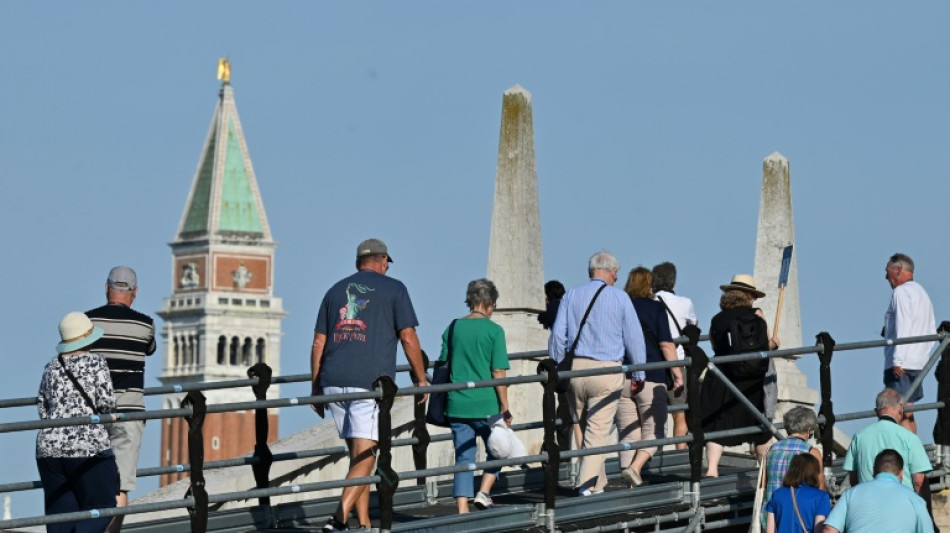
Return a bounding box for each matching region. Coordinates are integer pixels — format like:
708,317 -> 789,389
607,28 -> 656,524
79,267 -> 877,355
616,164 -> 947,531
2,1 -> 948,520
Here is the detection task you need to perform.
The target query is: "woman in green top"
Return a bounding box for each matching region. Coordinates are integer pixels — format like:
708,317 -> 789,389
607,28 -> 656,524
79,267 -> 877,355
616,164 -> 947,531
440,278 -> 512,513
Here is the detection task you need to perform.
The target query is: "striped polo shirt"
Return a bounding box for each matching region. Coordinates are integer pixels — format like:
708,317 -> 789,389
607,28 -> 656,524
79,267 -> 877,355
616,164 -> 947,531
85,303 -> 156,412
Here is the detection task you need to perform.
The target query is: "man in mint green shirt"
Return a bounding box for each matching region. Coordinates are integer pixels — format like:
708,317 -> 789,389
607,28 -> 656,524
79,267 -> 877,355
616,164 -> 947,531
843,389 -> 931,493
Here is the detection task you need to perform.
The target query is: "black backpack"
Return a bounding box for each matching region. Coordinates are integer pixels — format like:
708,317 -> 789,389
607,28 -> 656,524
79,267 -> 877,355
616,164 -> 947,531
725,312 -> 768,379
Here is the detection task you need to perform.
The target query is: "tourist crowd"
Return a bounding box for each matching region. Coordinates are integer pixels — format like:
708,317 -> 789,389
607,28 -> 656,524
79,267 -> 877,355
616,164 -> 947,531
34,245 -> 939,533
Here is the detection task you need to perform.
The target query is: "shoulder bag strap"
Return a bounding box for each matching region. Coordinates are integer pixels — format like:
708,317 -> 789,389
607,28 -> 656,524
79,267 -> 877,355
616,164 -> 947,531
656,295 -> 684,335
57,354 -> 100,415
447,319 -> 457,368
790,486 -> 809,533
569,283 -> 608,355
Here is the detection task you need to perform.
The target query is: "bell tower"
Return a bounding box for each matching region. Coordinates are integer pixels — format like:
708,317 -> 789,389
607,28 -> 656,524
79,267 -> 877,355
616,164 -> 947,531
157,59 -> 284,486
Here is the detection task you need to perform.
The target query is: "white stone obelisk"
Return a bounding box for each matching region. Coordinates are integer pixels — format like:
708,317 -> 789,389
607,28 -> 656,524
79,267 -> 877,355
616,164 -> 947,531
485,85 -> 548,455
753,152 -> 818,416
486,84 -> 549,354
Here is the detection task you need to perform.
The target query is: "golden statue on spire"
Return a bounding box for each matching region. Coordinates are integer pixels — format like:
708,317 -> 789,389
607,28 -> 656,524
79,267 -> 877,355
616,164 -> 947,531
217,57 -> 231,84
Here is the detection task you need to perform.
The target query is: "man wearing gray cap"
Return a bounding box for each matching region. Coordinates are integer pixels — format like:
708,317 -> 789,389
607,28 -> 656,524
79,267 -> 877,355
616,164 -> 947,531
311,239 -> 429,532
85,266 -> 156,532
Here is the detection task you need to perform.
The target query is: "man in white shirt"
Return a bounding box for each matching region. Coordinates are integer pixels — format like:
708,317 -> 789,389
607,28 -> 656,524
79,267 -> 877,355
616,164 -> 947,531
652,262 -> 697,450
883,253 -> 936,433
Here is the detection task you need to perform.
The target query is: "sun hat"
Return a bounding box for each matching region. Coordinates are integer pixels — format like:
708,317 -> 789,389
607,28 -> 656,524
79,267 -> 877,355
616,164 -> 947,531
719,274 -> 766,299
107,266 -> 138,291
56,312 -> 105,354
487,417 -> 525,459
356,238 -> 393,263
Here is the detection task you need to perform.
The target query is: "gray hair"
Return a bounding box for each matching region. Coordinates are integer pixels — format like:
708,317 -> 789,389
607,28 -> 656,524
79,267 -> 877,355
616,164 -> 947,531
465,278 -> 499,310
783,406 -> 818,435
888,253 -> 915,273
588,251 -> 619,277
876,388 -> 903,411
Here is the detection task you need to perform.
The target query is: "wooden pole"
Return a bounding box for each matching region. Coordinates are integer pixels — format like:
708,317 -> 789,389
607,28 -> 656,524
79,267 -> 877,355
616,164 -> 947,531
772,284 -> 786,345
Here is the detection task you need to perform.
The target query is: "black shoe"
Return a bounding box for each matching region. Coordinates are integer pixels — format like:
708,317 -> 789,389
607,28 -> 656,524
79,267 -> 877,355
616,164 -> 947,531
322,516 -> 347,531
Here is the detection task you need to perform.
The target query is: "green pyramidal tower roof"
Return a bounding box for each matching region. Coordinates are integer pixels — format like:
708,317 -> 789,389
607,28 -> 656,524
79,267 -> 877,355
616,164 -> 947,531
176,82 -> 272,243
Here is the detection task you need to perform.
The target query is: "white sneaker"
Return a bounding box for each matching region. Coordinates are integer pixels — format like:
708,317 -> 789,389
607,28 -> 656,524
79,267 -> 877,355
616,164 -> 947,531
621,467 -> 643,487
577,488 -> 604,497
473,491 -> 494,510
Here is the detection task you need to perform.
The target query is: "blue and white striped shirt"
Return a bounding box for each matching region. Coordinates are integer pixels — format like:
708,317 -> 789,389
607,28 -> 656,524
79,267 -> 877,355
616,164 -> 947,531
548,279 -> 647,381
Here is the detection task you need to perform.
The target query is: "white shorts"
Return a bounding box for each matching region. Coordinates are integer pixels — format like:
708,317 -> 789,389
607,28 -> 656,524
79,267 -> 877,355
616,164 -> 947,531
325,386 -> 379,441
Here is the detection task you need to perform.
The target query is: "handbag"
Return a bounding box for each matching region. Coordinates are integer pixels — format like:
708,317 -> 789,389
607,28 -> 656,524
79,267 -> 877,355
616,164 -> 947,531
749,442 -> 771,533
425,320 -> 457,427
657,295 -> 686,391
555,283 -> 607,394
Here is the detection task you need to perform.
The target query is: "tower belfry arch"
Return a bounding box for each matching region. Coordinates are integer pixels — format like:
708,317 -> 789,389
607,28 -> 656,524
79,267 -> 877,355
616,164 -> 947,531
157,60 -> 285,486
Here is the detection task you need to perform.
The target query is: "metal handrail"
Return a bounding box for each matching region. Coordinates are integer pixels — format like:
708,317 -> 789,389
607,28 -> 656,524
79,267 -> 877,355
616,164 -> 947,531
1,328 -> 947,532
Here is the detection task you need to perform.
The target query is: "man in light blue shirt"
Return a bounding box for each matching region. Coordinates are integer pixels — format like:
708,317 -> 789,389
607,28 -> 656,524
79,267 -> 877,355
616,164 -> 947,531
549,251 -> 646,495
824,449 -> 933,533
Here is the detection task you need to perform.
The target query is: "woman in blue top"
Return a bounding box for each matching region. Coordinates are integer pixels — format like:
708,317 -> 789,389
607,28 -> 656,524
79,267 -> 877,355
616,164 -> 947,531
766,453 -> 831,533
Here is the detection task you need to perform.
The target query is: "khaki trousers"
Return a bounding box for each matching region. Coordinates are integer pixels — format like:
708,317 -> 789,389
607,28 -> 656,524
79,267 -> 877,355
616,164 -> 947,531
616,380 -> 668,467
568,358 -> 623,493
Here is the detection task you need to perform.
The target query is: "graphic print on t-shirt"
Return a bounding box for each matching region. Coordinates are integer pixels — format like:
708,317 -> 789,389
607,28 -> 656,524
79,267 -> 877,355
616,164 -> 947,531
334,282 -> 375,343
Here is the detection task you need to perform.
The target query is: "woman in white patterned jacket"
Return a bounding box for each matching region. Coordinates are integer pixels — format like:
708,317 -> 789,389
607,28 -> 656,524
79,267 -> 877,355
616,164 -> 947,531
36,312 -> 117,533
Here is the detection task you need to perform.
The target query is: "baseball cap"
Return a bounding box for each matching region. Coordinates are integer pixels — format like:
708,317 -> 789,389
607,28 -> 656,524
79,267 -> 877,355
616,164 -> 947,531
356,238 -> 393,263
107,266 -> 138,291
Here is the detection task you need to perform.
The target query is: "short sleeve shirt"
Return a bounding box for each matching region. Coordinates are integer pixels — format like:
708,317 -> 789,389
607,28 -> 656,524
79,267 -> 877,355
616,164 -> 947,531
765,484 -> 830,533
631,297 -> 673,383
824,473 -> 933,533
439,318 -> 510,419
315,270 -> 418,390
843,417 -> 931,490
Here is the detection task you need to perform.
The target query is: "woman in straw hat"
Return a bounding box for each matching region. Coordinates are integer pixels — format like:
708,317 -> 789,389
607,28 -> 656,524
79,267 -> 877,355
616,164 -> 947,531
36,312 -> 117,532
702,275 -> 778,478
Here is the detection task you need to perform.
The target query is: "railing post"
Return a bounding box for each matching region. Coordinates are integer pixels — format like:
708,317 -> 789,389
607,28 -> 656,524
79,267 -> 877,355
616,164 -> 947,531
934,322 -> 950,447
374,376 -> 399,533
247,362 -> 274,509
815,332 -> 836,482
182,391 -> 208,533
412,351 -> 431,488
537,359 -> 560,511
682,324 -> 706,486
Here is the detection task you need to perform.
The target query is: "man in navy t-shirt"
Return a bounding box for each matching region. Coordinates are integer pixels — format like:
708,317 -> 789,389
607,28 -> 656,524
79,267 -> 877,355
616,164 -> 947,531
311,238 -> 429,531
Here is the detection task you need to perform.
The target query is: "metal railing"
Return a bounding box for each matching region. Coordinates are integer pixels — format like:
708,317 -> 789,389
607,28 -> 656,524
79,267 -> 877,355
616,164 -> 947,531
2,322 -> 949,532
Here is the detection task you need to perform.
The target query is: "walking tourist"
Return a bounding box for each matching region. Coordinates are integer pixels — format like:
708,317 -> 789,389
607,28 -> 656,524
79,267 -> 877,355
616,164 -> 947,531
882,253 -> 935,433
548,251 -> 646,496
843,388 -> 930,493
761,406 -> 825,529
823,449 -> 933,533
702,274 -> 774,477
85,266 -> 156,532
310,239 -> 429,531
36,312 -> 118,533
765,453 -> 830,533
652,261 -> 697,450
616,266 -> 683,487
441,279 -> 512,513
